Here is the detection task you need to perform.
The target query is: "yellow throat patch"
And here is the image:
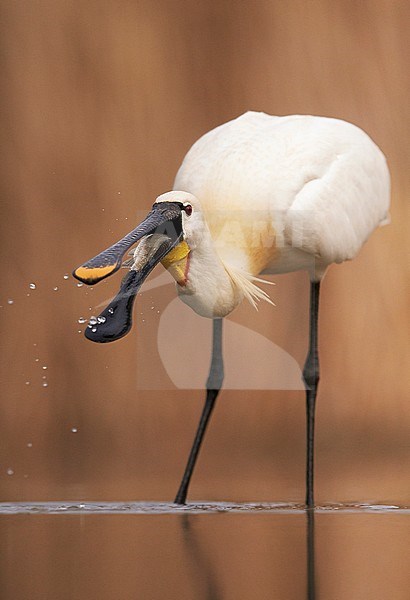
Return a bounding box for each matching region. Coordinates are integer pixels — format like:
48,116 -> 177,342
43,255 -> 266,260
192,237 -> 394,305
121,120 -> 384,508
161,241 -> 190,285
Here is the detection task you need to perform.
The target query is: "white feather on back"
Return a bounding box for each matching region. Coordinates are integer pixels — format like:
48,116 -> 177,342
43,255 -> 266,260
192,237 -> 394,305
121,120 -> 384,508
174,112 -> 390,273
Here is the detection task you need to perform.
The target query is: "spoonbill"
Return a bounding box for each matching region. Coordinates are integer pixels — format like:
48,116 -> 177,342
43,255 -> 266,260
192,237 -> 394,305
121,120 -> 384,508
73,111 -> 390,506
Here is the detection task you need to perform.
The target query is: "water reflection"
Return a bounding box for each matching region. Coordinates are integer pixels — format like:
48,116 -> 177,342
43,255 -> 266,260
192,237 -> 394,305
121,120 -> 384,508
181,509 -> 317,600
181,509 -> 316,600
307,509 -> 316,600
0,506 -> 409,599
181,515 -> 222,600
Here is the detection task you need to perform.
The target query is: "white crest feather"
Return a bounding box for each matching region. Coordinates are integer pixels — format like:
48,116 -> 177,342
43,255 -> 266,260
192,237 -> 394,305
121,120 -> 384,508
223,263 -> 275,310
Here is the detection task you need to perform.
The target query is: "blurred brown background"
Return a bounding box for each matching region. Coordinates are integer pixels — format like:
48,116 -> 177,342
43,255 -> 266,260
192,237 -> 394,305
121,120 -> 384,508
1,0 -> 409,504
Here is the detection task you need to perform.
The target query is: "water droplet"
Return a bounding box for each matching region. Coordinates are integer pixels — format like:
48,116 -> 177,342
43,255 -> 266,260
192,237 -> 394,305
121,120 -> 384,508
77,330 -> 81,334
53,286 -> 58,291
42,366 -> 47,370
78,317 -> 87,324
63,274 -> 69,280
157,310 -> 160,314
71,427 -> 78,433
91,327 -> 97,332
142,319 -> 145,323
42,375 -> 47,379
42,382 -> 48,387
33,343 -> 37,347
108,308 -> 114,314
97,316 -> 106,323
27,442 -> 33,448
150,306 -> 154,310
35,358 -> 39,362
29,283 -> 36,290
26,293 -> 30,297
7,299 -> 14,305
117,191 -> 121,195
7,468 -> 14,476
89,316 -> 98,325
77,283 -> 83,288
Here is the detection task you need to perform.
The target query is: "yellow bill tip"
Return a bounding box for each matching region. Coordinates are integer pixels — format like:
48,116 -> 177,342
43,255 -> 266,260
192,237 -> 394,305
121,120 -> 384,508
73,264 -> 118,284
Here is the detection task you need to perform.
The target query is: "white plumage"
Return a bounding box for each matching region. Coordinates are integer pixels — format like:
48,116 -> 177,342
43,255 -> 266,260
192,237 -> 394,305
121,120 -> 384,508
155,111 -> 390,318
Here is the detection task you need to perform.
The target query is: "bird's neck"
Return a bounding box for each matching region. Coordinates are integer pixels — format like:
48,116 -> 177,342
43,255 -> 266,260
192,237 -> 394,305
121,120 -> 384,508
176,229 -> 244,318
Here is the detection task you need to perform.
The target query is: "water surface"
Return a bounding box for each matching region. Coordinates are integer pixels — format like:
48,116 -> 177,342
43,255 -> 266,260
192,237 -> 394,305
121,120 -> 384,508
0,503 -> 408,600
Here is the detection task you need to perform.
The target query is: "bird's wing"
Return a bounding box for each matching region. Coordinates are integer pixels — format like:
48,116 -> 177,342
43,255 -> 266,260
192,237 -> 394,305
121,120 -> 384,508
175,112 -> 390,269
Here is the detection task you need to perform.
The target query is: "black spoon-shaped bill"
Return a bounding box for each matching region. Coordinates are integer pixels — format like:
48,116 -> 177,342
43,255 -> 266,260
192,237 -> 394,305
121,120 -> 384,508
73,202 -> 183,285
85,270 -> 139,343
84,235 -> 180,343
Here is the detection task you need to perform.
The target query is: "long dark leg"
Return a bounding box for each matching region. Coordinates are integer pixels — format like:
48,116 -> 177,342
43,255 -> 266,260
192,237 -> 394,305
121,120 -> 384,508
174,318 -> 224,505
303,280 -> 321,508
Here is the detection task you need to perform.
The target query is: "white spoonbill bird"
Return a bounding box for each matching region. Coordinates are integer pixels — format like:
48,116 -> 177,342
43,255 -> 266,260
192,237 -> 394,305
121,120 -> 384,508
73,111 -> 390,506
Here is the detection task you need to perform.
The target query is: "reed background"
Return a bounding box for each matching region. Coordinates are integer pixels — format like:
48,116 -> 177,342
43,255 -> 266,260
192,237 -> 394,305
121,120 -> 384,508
1,0 -> 409,505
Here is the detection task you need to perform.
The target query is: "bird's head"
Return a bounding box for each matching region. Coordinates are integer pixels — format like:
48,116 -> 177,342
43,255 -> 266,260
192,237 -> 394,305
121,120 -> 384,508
153,191 -> 206,282
72,191 -> 199,343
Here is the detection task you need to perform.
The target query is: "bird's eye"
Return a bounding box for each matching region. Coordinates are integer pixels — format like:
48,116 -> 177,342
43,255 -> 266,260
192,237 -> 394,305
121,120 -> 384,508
183,204 -> 193,216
